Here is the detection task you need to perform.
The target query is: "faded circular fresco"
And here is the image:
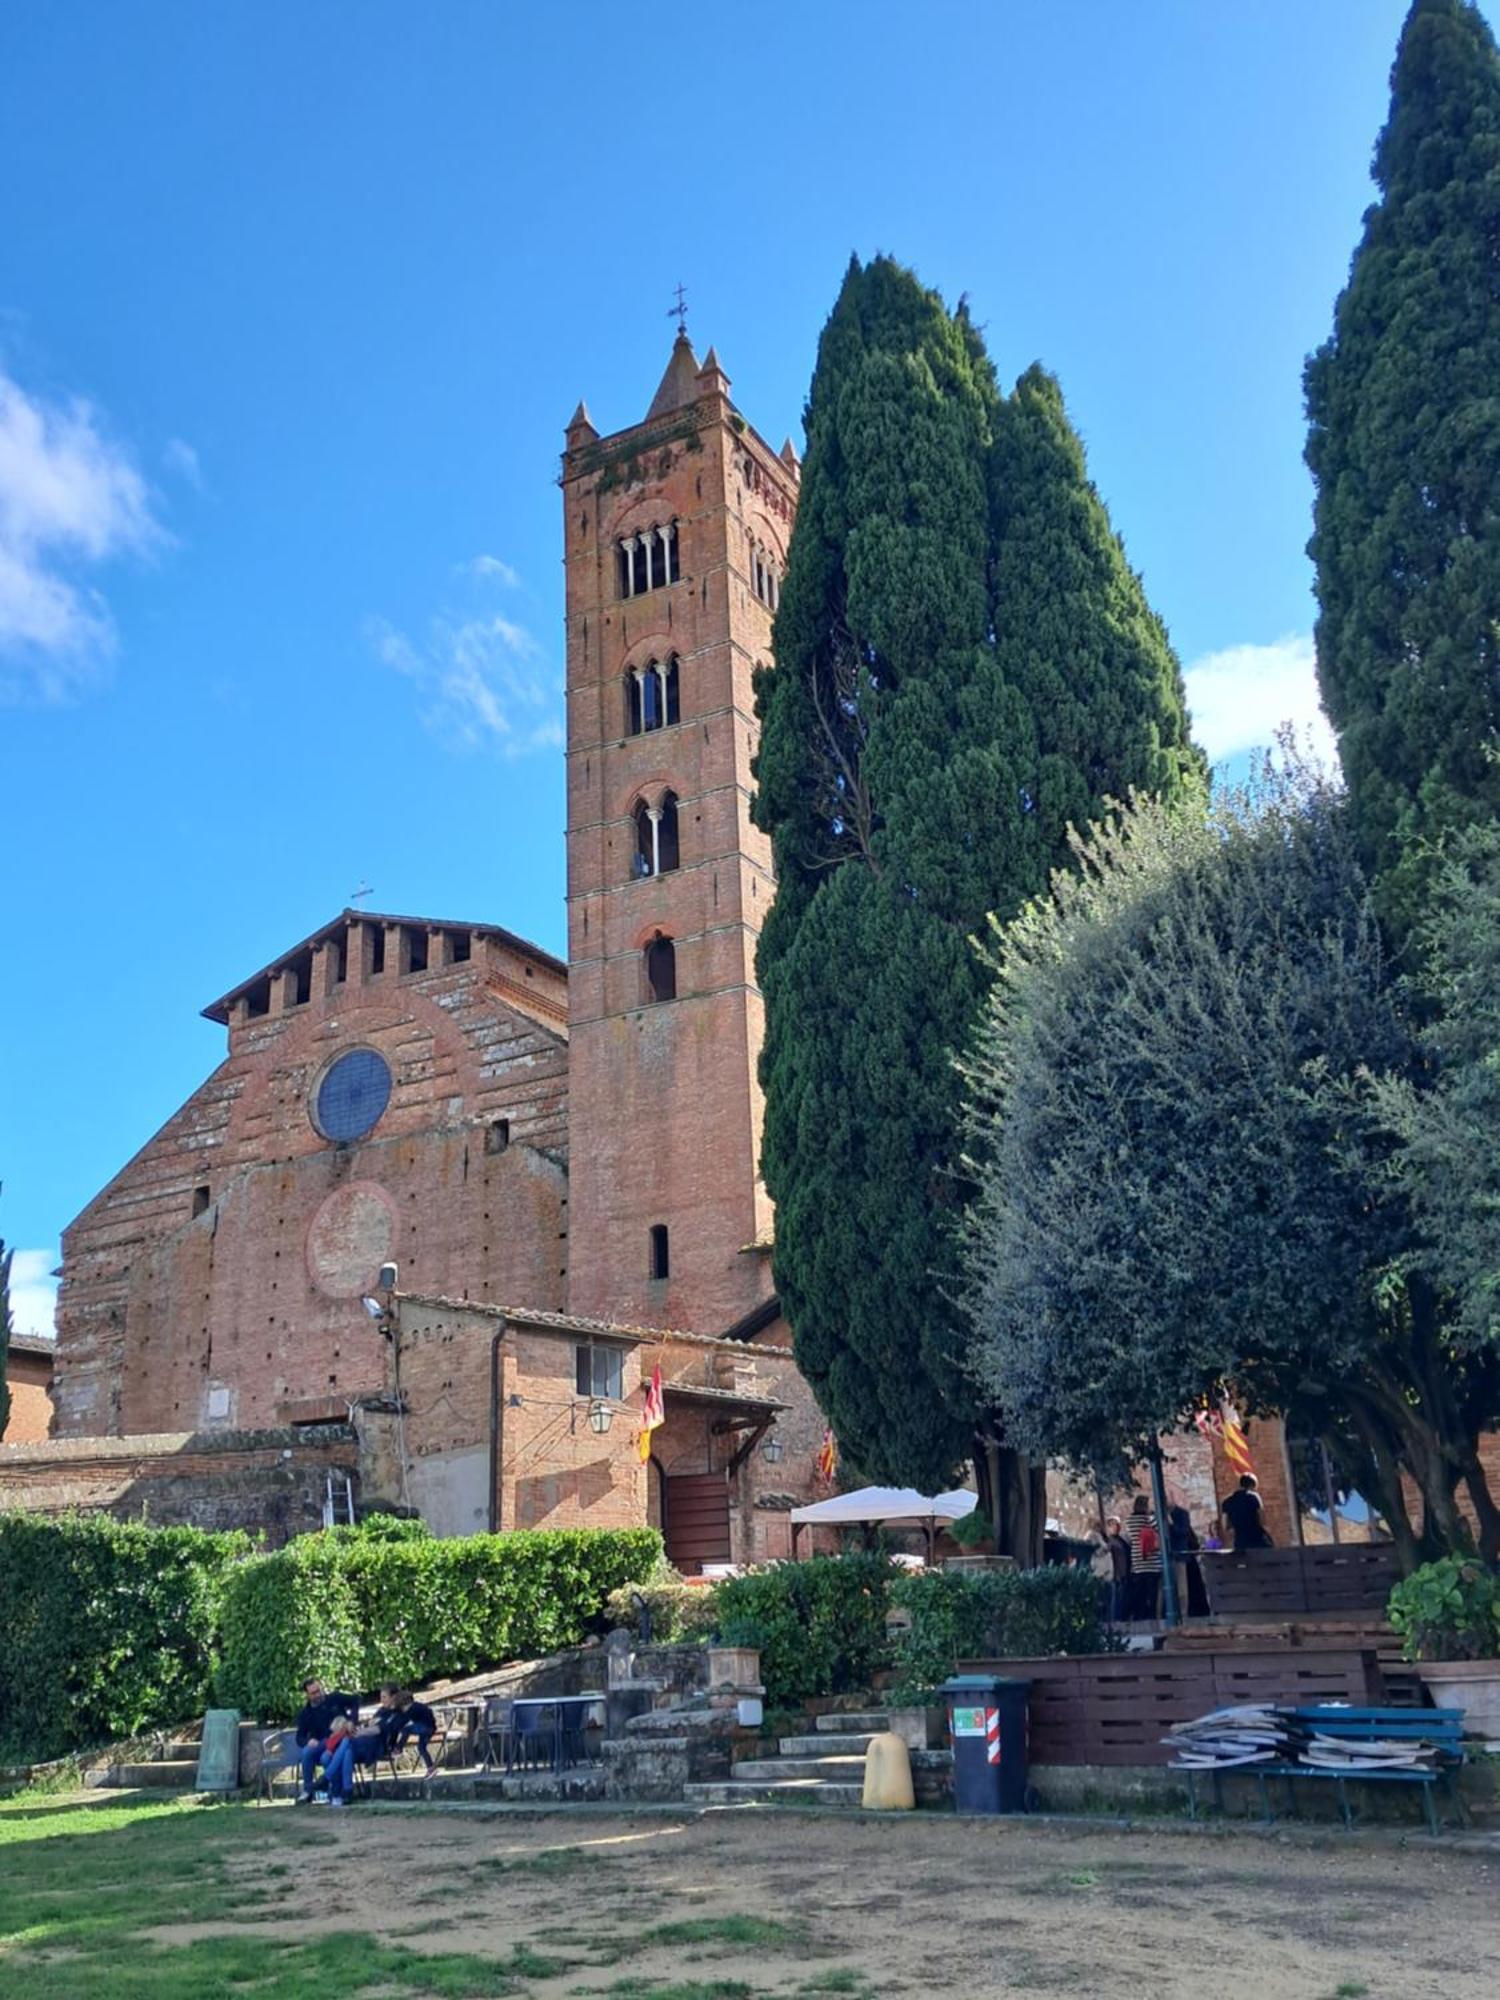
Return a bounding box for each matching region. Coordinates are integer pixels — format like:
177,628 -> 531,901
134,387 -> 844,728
306,1182 -> 396,1299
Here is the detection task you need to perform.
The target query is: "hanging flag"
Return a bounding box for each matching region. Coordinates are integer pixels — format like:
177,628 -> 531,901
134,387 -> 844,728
816,1427 -> 838,1485
638,1364 -> 665,1463
1220,1401 -> 1256,1480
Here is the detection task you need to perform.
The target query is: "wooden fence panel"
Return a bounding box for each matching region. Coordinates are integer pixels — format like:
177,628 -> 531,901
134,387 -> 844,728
1202,1545 -> 1398,1617
958,1649 -> 1383,1766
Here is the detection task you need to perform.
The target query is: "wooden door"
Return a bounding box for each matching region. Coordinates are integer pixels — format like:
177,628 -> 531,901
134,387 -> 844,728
663,1472 -> 732,1573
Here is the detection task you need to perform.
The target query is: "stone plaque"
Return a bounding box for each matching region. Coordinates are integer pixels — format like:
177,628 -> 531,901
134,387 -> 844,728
196,1708 -> 242,1792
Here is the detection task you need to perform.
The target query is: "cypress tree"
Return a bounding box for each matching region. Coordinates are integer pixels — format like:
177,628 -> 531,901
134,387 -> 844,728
1305,0 -> 1500,943
991,363 -> 1203,887
753,257 -> 1200,1536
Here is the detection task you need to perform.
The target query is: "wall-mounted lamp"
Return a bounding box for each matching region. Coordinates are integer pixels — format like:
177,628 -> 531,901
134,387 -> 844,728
588,1401 -> 614,1436
762,1432 -> 784,1464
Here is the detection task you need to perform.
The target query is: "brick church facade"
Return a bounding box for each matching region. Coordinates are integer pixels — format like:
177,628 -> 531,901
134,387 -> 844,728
7,333 -> 829,1564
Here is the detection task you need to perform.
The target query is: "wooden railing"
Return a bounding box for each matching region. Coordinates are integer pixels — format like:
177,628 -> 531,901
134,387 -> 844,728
1202,1543 -> 1399,1618
956,1648 -> 1384,1766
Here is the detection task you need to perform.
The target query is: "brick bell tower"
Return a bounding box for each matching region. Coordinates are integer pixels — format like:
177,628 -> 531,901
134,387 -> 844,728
562,330 -> 800,1332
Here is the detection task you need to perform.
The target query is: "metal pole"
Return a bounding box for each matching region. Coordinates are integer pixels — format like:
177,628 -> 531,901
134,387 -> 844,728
1149,1438 -> 1181,1627
1320,1440 -> 1342,1545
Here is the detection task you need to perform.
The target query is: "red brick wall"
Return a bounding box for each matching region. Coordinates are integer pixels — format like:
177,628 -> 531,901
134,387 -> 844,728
563,361 -> 797,1336
3,1348 -> 53,1445
54,938 -> 569,1440
0,1425 -> 356,1543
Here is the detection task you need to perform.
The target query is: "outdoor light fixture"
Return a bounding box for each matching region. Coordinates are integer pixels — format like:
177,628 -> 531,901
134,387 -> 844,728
588,1401 -> 614,1435
762,1433 -> 784,1464
360,1296 -> 385,1320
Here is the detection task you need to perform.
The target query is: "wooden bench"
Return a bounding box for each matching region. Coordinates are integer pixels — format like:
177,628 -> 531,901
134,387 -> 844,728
1181,1706 -> 1466,1835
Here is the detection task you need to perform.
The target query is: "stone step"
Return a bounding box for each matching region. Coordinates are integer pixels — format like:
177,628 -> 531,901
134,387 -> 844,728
815,1711 -> 891,1735
779,1732 -> 878,1757
683,1778 -> 866,1809
733,1755 -> 867,1783
165,1741 -> 201,1762
113,1760 -> 199,1788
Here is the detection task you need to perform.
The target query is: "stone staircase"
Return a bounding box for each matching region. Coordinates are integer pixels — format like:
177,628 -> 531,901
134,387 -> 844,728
682,1709 -> 890,1808
86,1735 -> 201,1790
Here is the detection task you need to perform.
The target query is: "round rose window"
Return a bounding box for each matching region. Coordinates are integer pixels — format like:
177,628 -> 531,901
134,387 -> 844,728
313,1048 -> 392,1142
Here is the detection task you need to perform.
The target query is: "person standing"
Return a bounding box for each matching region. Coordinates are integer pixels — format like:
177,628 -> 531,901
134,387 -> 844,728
1125,1494 -> 1162,1621
1101,1515 -> 1133,1623
1221,1473 -> 1273,1553
1168,1505 -> 1211,1618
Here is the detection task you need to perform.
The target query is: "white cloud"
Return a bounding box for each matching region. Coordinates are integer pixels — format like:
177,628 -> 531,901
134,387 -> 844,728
467,553 -> 520,586
0,367 -> 163,702
369,603 -> 563,758
1183,631 -> 1339,770
162,437 -> 203,489
8,1247 -> 57,1342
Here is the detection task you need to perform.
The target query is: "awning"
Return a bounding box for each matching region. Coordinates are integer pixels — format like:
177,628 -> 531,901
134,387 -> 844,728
788,1484 -> 977,1527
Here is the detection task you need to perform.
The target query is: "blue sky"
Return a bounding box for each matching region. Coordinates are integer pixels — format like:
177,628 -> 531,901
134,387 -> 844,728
1,0 -> 1477,1337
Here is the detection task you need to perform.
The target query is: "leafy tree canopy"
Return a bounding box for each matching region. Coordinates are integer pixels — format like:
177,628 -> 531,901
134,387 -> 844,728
1305,0 -> 1500,944
959,762 -> 1500,1565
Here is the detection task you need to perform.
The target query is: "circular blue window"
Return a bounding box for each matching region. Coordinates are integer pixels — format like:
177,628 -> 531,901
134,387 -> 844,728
314,1048 -> 392,1143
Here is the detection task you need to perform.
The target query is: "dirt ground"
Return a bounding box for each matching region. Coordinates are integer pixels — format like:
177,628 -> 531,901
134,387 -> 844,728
181,1804 -> 1499,2000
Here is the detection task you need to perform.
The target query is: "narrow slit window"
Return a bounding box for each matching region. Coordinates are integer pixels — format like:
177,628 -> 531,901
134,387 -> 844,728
401,925 -> 429,974
645,933 -> 676,1003
649,1224 -> 670,1281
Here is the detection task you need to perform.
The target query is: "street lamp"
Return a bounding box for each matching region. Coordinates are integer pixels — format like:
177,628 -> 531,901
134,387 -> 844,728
762,1432 -> 784,1465
588,1401 -> 614,1436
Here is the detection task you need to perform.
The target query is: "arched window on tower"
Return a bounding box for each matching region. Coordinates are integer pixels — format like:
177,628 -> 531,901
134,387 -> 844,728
630,793 -> 681,880
617,522 -> 680,600
626,655 -> 682,737
645,933 -> 677,1003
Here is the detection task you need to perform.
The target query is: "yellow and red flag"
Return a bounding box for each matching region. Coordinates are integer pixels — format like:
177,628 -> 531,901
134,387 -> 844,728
638,1364 -> 665,1463
816,1427 -> 838,1485
1220,1402 -> 1256,1480
1196,1398 -> 1256,1480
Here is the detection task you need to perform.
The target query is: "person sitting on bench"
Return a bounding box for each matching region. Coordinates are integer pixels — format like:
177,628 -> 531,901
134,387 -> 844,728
293,1676 -> 359,1803
320,1712 -> 387,1803
387,1688 -> 439,1770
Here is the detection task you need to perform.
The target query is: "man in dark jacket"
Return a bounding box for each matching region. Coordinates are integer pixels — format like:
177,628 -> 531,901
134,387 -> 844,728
294,1676 -> 360,1802
1221,1474 -> 1273,1553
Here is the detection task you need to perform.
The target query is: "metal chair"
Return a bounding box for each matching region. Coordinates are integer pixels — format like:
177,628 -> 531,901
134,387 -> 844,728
257,1727 -> 302,1805
477,1696 -> 515,1772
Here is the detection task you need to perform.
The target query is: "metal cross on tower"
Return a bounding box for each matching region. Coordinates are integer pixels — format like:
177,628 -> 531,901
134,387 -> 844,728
668,283 -> 689,336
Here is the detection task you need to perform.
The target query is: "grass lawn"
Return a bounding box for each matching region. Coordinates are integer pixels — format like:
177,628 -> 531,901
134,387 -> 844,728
0,1793 -> 855,2000
1,1788 -> 1495,1999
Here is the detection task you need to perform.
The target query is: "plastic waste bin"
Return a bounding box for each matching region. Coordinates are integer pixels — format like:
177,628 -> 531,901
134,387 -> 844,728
939,1673 -> 1030,1814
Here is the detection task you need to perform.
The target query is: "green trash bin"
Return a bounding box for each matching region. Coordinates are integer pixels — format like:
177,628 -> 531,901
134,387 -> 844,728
940,1673 -> 1030,1814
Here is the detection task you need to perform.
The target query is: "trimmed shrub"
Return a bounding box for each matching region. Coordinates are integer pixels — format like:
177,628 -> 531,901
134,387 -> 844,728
1388,1555 -> 1500,1663
602,1562 -> 721,1642
713,1555 -> 893,1706
0,1513 -> 248,1762
888,1565 -> 1112,1702
215,1525 -> 662,1717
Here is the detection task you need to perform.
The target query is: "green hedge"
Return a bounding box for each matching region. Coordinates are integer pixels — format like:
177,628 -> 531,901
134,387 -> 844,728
887,1565 -> 1111,1702
215,1525 -> 662,1717
0,1513 -> 248,1763
713,1554 -> 893,1706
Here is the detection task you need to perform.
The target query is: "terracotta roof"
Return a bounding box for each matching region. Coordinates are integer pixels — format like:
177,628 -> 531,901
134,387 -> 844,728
202,908 -> 566,1024
394,1290 -> 795,1355
662,1381 -> 789,1415
7,1333 -> 56,1359
645,331 -> 702,421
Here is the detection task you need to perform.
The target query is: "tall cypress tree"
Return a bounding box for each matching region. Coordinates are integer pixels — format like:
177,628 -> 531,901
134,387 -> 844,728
1305,0 -> 1500,943
753,257 -> 1200,1539
992,363 -> 1202,885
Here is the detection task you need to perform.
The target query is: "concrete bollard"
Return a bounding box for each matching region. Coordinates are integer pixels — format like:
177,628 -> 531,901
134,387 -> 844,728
862,1729 -> 915,1811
